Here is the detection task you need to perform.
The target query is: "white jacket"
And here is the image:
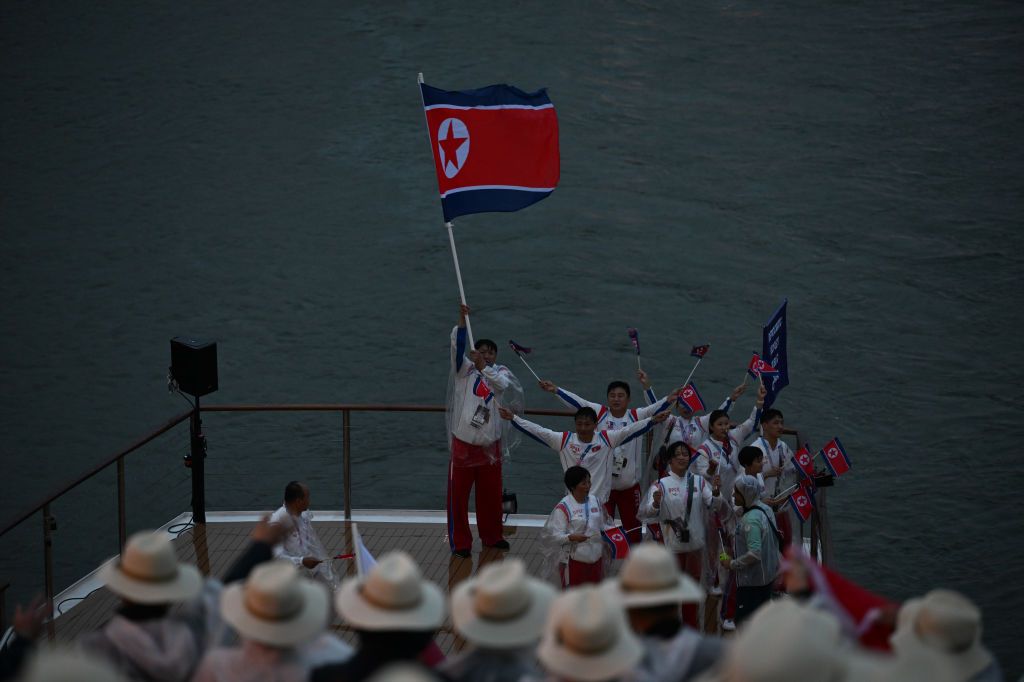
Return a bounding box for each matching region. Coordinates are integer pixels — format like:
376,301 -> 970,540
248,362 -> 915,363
450,325 -> 514,446
544,494 -> 605,564
640,471 -> 724,552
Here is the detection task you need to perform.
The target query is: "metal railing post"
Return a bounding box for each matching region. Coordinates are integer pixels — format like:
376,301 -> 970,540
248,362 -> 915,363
190,397 -> 206,524
117,456 -> 127,550
42,504 -> 55,641
343,409 -> 352,520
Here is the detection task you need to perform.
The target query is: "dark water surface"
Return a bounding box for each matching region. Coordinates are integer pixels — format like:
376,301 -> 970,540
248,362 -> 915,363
2,0 -> 1022,672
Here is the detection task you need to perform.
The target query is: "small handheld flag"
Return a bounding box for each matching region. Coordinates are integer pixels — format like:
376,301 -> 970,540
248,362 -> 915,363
627,328 -> 641,370
792,444 -> 816,480
508,339 -> 541,382
789,483 -> 815,522
747,352 -> 779,379
509,340 -> 531,355
820,437 -> 851,478
601,526 -> 631,560
677,382 -> 707,413
681,342 -> 709,387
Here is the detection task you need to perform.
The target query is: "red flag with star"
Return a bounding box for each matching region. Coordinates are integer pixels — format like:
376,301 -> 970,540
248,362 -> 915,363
420,82 -> 559,221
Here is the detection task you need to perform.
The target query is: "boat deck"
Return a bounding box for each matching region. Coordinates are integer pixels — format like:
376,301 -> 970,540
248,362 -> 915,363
47,511 -> 723,654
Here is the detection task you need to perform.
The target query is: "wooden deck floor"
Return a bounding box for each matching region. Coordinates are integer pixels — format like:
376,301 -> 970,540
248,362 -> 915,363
48,517 -> 723,654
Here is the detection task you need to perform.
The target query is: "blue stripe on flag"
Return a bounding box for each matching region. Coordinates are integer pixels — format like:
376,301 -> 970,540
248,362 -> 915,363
441,188 -> 554,222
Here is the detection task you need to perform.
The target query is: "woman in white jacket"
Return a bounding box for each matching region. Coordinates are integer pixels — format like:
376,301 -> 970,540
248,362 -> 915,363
543,466 -> 607,589
640,442 -> 726,628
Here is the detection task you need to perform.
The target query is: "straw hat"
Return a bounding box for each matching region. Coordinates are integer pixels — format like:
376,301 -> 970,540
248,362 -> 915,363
890,589 -> 993,681
220,560 -> 329,646
335,551 -> 444,631
602,543 -> 703,608
710,599 -> 892,682
451,558 -> 555,648
98,530 -> 202,604
19,647 -> 125,682
537,586 -> 643,681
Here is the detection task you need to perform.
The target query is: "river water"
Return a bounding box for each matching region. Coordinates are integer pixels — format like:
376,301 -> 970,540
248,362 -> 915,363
2,0 -> 1022,672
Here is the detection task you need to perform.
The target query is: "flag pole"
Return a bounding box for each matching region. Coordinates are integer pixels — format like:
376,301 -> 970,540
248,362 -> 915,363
681,358 -> 702,388
446,221 -> 475,346
514,353 -> 542,382
419,72 -> 475,346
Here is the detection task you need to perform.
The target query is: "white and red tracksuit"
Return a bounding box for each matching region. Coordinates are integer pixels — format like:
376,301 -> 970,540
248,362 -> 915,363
447,324 -> 514,552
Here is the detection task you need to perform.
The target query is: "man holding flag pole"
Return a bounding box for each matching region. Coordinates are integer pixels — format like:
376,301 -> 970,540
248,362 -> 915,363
446,303 -> 523,558
419,75 -> 559,559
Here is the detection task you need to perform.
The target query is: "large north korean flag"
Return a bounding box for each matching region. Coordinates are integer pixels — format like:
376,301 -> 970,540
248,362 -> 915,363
420,82 -> 560,221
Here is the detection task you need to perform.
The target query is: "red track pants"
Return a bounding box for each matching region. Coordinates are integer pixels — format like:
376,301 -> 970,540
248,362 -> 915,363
559,559 -> 604,589
675,551 -> 703,628
604,484 -> 642,544
446,459 -> 504,551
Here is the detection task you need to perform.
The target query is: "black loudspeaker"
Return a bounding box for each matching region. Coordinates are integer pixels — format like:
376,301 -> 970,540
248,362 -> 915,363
170,337 -> 218,397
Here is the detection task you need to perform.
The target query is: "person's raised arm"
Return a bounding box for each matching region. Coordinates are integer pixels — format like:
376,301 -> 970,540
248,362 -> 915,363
499,407 -> 564,451
607,410 -> 669,448
451,303 -> 472,375
637,369 -> 658,405
541,380 -> 603,413
729,383 -> 766,444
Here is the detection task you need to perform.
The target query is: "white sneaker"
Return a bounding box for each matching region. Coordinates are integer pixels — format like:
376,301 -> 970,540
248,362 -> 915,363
722,619 -> 736,632
709,585 -> 722,596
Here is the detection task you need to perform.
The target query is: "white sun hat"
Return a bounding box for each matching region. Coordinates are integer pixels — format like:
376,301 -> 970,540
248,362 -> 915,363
890,589 -> 993,681
707,599 -> 895,682
334,551 -> 445,631
602,542 -> 703,608
220,560 -> 329,647
98,530 -> 202,604
537,585 -> 643,681
450,558 -> 555,648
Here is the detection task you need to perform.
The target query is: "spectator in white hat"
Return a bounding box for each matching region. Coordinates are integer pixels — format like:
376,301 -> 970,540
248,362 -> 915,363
78,519 -> 282,681
603,543 -> 723,681
890,589 -> 1003,681
535,585 -> 644,682
443,558 -> 555,681
694,598 -> 941,682
311,551 -> 445,682
191,561 -> 352,682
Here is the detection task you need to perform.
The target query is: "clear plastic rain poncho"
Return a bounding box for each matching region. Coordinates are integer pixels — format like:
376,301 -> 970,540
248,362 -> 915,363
445,326 -> 525,465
